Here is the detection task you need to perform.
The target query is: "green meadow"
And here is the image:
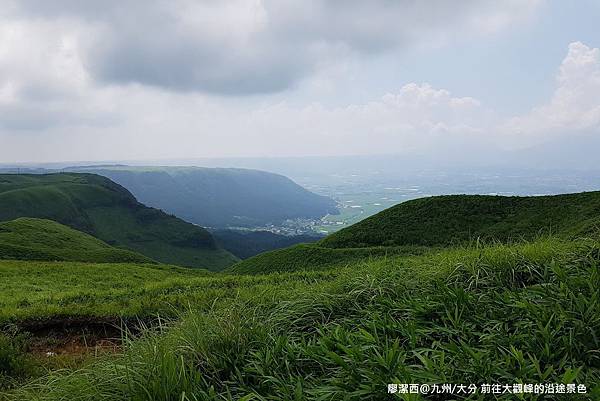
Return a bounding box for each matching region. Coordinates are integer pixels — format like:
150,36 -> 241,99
1,188 -> 599,400
1,237 -> 599,399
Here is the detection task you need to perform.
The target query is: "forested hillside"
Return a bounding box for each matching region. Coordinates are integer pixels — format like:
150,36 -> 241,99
70,166 -> 338,228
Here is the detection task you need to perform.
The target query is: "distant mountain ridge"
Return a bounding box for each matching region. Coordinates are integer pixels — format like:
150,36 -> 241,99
0,173 -> 238,269
66,166 -> 338,228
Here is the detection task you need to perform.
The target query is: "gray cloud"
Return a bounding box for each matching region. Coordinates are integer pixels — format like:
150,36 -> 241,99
6,0 -> 541,95
7,0 -> 578,167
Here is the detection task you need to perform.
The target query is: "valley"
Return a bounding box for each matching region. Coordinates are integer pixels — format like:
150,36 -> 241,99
3,4 -> 599,399
1,176 -> 598,399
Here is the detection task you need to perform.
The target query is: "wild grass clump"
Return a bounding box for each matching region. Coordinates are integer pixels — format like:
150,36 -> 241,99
0,332 -> 35,391
7,237 -> 599,400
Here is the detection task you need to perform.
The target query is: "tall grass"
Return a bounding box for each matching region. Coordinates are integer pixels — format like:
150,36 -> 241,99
5,237 -> 599,400
0,331 -> 35,391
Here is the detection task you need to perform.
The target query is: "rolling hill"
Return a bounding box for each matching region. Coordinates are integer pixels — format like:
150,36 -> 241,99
321,191 -> 600,249
0,173 -> 238,270
1,188 -> 599,398
227,243 -> 430,274
229,191 -> 600,274
0,218 -> 154,264
67,166 -> 338,228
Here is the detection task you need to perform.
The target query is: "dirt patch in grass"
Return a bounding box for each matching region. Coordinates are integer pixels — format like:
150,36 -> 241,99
7,317 -> 148,357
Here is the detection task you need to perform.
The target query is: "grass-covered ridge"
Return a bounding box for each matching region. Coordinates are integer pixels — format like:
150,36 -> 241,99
0,173 -> 238,270
228,243 -> 430,274
4,237 -> 598,400
0,218 -> 153,264
321,191 -> 600,248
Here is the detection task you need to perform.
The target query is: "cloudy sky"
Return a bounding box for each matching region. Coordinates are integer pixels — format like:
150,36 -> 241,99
1,0 -> 599,164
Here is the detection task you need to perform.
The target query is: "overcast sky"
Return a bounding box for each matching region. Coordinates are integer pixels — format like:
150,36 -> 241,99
1,0 -> 599,164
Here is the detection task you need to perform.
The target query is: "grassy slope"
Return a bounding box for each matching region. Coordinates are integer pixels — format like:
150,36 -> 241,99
0,260 -> 335,325
2,191 -> 600,399
227,243 -> 430,274
230,192 -> 600,275
321,191 -> 600,248
0,218 -> 153,264
0,174 -> 238,270
4,237 -> 599,400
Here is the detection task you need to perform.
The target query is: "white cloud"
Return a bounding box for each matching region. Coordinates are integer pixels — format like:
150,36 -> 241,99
501,41 -> 600,144
3,41 -> 600,163
0,17 -> 118,130
3,3 -> 599,167
0,82 -> 492,162
240,84 -> 490,157
0,0 -> 539,142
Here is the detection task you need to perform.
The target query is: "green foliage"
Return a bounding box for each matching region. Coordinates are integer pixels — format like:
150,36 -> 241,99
0,332 -> 34,389
228,243 -> 430,274
0,218 -> 153,263
321,192 -> 600,248
0,173 -> 238,270
3,237 -> 598,400
0,259 -> 336,325
2,190 -> 600,399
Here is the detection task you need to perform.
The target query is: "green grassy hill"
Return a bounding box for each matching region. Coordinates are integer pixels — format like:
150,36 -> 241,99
68,166 -> 339,228
3,237 -> 599,399
0,218 -> 154,264
0,173 -> 238,270
227,191 -> 600,275
227,243 -> 430,274
2,190 -> 600,399
321,191 -> 600,248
